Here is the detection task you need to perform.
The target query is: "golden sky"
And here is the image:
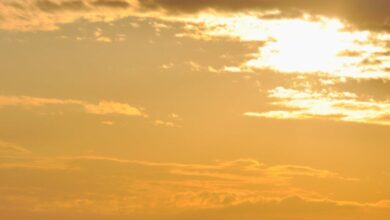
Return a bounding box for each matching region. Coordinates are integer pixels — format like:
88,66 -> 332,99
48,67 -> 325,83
1,0 -> 390,219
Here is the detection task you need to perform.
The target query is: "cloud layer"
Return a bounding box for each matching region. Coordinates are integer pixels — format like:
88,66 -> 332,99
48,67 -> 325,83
2,0 -> 390,31
0,155 -> 388,219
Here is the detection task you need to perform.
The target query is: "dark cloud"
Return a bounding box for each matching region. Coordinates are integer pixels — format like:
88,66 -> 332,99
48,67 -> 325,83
26,0 -> 390,31
91,0 -> 131,8
2,0 -> 389,31
360,58 -> 383,66
36,0 -> 89,12
5,2 -> 26,10
36,0 -> 132,11
139,0 -> 390,31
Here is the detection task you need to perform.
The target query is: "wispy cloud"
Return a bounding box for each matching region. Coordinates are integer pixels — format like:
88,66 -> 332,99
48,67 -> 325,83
0,156 -> 358,211
0,95 -> 145,117
245,87 -> 390,126
0,141 -> 31,155
2,154 -> 390,220
83,101 -> 143,116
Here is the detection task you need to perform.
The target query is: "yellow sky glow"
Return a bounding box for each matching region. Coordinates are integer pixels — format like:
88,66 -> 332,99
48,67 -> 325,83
0,1 -> 390,219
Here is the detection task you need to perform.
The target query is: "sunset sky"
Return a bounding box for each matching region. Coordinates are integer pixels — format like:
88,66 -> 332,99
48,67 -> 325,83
1,0 -> 390,219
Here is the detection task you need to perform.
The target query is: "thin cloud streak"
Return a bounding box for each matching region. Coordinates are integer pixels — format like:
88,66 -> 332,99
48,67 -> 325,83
0,95 -> 145,117
0,141 -> 31,155
245,87 -> 390,126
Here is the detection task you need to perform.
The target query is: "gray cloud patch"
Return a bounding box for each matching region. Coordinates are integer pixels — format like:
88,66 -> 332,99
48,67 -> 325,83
36,0 -> 89,12
91,0 -> 131,8
35,0 -> 131,12
139,0 -> 390,31
1,0 -> 390,31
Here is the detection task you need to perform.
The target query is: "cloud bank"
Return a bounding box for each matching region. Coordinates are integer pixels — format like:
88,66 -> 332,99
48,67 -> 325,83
1,0 -> 390,31
0,155 -> 388,219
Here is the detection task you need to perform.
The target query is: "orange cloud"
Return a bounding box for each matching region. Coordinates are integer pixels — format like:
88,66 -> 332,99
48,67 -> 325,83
0,95 -> 145,117
1,154 -> 389,220
0,155 -> 359,211
0,140 -> 31,155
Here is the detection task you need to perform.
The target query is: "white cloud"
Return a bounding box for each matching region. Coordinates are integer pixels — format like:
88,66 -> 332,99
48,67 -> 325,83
245,87 -> 390,126
178,14 -> 390,79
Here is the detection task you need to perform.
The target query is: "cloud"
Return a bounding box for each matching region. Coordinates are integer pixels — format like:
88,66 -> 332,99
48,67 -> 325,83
91,0 -> 131,8
0,141 -> 31,155
154,120 -> 177,127
0,0 -> 390,32
35,0 -> 132,12
2,196 -> 390,220
0,155 -> 388,219
83,101 -> 143,116
244,86 -> 390,126
139,0 -> 390,31
266,165 -> 359,181
93,28 -> 113,42
0,0 -> 140,31
0,95 -> 145,117
177,14 -> 390,79
100,120 -> 114,125
167,196 -> 390,220
160,62 -> 174,69
0,1 -> 389,83
36,0 -> 89,12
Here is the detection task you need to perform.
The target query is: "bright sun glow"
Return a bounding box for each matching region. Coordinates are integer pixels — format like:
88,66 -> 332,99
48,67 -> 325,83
183,13 -> 390,79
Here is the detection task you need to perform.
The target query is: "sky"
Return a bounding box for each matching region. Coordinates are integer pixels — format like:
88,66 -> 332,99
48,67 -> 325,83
0,0 -> 390,219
